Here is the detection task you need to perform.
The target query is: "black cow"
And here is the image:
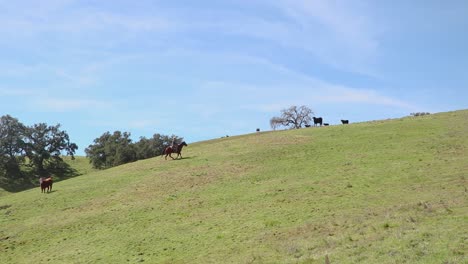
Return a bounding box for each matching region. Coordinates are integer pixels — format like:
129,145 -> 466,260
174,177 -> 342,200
313,117 -> 323,126
324,123 -> 329,126
341,119 -> 349,124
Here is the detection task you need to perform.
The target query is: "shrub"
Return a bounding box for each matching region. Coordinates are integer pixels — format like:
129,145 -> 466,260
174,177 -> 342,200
410,112 -> 430,117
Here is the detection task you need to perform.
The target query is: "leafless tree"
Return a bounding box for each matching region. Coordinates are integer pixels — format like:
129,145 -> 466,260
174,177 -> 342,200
270,105 -> 314,129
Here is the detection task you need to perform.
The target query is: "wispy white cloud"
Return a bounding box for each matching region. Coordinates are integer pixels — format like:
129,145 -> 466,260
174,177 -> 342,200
34,98 -> 115,112
197,81 -> 417,114
0,88 -> 36,96
273,0 -> 380,75
199,0 -> 381,76
282,0 -> 377,47
190,54 -> 418,113
316,86 -> 419,110
83,113 -> 171,134
0,62 -> 99,88
127,119 -> 162,129
0,2 -> 173,38
0,0 -> 380,79
81,12 -> 172,32
0,63 -> 49,77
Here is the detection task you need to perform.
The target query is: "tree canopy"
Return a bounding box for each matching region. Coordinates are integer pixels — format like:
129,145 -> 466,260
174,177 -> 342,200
85,131 -> 182,169
270,105 -> 314,129
24,123 -> 78,175
0,115 -> 77,178
0,115 -> 26,175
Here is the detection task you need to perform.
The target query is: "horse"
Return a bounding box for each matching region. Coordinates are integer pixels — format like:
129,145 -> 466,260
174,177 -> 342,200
162,141 -> 188,160
40,177 -> 53,193
313,117 -> 323,126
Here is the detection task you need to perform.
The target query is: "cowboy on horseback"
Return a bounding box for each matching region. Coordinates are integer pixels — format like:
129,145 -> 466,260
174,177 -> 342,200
163,138 -> 188,160
171,136 -> 178,152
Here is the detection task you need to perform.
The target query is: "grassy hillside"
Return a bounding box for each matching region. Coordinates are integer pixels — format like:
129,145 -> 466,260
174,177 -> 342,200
1,110 -> 467,263
60,156 -> 99,177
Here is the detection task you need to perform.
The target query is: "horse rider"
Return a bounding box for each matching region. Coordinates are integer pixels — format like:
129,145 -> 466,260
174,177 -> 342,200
171,136 -> 177,152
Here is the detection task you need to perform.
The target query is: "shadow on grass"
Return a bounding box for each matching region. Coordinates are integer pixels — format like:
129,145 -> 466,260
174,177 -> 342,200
0,162 -> 80,194
178,156 -> 197,160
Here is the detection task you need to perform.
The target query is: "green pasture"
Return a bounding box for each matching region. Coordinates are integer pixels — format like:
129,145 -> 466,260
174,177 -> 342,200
0,156 -> 96,197
1,110 -> 467,263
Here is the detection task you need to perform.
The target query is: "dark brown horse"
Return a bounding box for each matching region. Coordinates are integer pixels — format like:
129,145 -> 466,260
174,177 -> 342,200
40,177 -> 53,193
163,141 -> 188,160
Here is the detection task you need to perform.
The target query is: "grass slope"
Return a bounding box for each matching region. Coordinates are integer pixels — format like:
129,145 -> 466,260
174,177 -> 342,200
0,156 -> 96,197
1,110 -> 467,263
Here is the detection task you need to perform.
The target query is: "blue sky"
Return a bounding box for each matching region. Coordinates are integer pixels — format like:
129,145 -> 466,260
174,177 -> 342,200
1,0 -> 467,155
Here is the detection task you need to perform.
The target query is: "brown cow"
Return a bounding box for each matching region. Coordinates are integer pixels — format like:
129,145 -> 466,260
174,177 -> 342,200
40,177 -> 53,193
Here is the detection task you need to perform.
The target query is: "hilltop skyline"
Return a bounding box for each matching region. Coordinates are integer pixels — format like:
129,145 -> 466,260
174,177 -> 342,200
1,0 -> 467,155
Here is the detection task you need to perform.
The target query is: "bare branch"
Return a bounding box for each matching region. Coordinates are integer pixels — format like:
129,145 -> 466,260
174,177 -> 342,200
270,105 -> 314,129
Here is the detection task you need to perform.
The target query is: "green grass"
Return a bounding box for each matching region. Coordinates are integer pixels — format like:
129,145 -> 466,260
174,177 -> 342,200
1,110 -> 467,263
0,156 -> 96,197
60,156 -> 99,177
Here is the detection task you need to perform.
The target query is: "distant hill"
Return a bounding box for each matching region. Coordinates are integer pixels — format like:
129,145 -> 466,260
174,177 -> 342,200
1,110 -> 467,263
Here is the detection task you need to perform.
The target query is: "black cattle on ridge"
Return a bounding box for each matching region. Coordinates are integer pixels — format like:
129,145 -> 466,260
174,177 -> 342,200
313,117 -> 323,126
341,119 -> 349,124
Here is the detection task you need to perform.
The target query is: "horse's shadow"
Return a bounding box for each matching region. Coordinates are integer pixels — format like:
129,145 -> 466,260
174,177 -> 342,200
43,190 -> 58,194
162,155 -> 197,161
174,155 -> 197,160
